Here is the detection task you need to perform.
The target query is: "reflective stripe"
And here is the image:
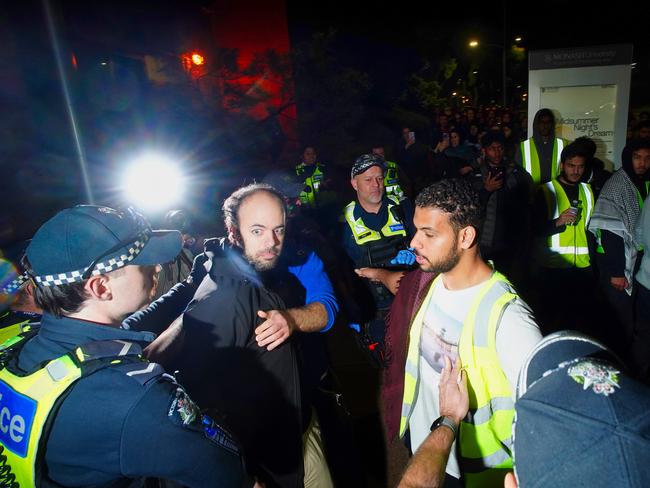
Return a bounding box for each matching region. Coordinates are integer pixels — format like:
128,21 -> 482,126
464,396 -> 514,425
554,139 -> 565,179
522,140 -> 533,176
549,246 -> 590,254
461,447 -> 512,473
472,282 -> 512,348
543,180 -> 593,265
405,358 -> 418,378
344,196 -> 407,245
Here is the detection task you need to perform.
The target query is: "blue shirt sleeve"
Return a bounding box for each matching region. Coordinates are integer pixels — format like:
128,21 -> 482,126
287,251 -> 338,331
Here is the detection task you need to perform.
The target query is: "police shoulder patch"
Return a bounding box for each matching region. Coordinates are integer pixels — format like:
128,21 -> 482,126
168,387 -> 201,429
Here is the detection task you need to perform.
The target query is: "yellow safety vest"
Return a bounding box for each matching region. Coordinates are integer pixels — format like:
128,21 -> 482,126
296,162 -> 325,207
0,312 -> 38,345
400,273 -> 516,487
384,161 -> 405,200
520,137 -> 565,185
0,332 -> 150,486
539,180 -> 594,268
343,196 -> 407,245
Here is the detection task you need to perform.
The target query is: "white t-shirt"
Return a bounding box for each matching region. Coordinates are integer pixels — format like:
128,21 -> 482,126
408,276 -> 541,479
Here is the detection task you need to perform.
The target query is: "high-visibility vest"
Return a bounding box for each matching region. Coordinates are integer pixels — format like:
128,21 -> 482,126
384,161 -> 405,200
540,180 -> 594,268
0,332 -> 156,486
0,312 -> 39,345
520,137 -> 565,184
400,272 -> 516,487
343,196 -> 407,246
296,162 -> 325,207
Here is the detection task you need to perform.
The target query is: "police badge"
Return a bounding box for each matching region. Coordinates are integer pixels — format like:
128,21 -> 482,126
567,359 -> 620,396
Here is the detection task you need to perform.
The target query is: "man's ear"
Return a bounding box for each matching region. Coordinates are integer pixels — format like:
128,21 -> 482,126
228,226 -> 242,247
458,226 -> 478,250
85,274 -> 112,301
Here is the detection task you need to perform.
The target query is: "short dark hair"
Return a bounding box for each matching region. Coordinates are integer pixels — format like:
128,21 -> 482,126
222,183 -> 286,235
573,137 -> 597,158
33,281 -> 90,318
481,130 -> 505,148
560,141 -> 589,164
415,179 -> 482,233
31,264 -> 128,318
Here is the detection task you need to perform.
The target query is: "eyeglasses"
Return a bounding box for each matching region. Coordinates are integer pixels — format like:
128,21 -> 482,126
81,207 -> 152,280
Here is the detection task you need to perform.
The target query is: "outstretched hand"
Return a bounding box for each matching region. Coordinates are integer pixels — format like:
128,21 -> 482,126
439,356 -> 469,425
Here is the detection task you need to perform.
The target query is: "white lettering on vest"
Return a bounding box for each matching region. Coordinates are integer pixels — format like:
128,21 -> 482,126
0,392 -> 26,442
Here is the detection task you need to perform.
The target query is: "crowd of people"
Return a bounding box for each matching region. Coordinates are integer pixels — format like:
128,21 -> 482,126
0,104 -> 649,487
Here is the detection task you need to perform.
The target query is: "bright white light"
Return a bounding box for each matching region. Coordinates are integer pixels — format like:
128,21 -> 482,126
123,154 -> 184,212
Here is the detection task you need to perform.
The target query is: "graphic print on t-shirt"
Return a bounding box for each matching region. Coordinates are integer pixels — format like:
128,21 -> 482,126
420,298 -> 463,374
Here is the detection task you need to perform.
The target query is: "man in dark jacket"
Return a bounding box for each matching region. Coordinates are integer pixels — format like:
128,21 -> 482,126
471,131 -> 533,284
158,185 -> 305,488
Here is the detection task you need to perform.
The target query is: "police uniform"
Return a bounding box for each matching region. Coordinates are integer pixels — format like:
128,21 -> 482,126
0,205 -> 245,487
342,195 -> 412,310
342,195 -> 413,366
296,162 -> 326,207
383,161 -> 405,200
0,313 -> 243,487
0,310 -> 40,345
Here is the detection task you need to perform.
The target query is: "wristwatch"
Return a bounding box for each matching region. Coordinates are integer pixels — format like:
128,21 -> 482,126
430,415 -> 458,438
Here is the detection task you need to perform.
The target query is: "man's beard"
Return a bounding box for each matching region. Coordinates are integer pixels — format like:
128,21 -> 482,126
417,236 -> 460,275
245,247 -> 281,271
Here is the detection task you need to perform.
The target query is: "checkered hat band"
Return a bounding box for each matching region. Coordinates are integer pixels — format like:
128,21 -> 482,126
1,273 -> 29,295
34,233 -> 151,287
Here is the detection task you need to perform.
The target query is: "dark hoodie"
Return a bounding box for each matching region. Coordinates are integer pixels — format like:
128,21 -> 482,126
167,238 -> 304,488
515,108 -> 557,183
599,139 -> 650,277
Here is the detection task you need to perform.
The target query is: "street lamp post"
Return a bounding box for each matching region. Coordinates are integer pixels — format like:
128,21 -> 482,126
469,39 -> 507,107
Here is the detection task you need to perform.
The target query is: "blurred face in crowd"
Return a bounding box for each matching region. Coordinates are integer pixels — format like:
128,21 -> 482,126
410,206 -> 461,275
402,127 -> 412,142
484,142 -> 505,166
537,114 -> 554,138
352,166 -> 385,210
466,109 -> 475,122
450,131 -> 461,148
372,146 -> 386,160
236,191 -> 286,271
302,147 -> 317,166
632,149 -> 650,176
639,126 -> 650,139
560,156 -> 586,184
439,114 -> 449,128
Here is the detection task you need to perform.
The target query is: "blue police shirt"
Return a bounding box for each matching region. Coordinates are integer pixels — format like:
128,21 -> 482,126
17,314 -> 244,487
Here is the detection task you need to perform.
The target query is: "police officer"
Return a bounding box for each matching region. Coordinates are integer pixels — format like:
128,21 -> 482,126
341,154 -> 415,365
0,205 -> 245,487
371,144 -> 407,200
296,146 -> 330,208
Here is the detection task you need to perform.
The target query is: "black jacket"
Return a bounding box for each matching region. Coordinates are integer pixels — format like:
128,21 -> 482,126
168,238 -> 304,488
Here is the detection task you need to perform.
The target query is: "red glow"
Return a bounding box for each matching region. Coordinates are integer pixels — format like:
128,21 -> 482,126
71,53 -> 78,69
